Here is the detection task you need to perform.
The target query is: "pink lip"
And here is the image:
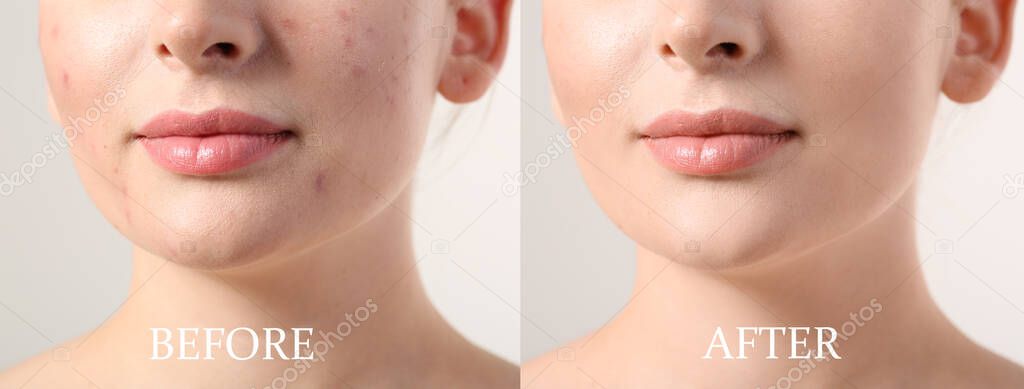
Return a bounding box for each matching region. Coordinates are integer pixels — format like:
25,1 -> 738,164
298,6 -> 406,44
640,109 -> 796,176
136,109 -> 293,176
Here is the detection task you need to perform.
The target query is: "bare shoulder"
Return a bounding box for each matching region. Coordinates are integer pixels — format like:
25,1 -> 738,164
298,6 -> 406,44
0,342 -> 89,388
521,338 -> 600,389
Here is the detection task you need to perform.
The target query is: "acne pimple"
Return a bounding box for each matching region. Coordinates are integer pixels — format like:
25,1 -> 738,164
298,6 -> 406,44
62,71 -> 70,89
344,37 -> 354,49
338,8 -> 351,22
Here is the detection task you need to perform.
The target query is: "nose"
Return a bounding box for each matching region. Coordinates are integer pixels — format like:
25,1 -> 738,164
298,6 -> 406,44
150,3 -> 264,73
658,3 -> 765,73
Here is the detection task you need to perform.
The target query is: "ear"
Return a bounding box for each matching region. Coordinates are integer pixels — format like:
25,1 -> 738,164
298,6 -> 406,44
438,0 -> 512,103
942,0 -> 1017,103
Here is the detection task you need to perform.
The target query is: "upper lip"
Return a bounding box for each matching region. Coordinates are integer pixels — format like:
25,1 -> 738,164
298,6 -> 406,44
640,109 -> 794,139
135,108 -> 290,139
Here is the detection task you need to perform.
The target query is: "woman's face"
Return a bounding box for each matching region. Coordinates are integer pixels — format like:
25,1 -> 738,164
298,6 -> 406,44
543,0 -> 989,269
38,0 -> 502,269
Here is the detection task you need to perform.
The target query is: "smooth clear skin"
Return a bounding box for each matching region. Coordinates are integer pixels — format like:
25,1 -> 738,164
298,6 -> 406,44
527,0 -> 1022,388
1,0 -> 513,387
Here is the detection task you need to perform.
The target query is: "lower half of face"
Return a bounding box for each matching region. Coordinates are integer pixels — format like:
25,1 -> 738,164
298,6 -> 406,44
40,0 -> 445,269
544,0 -> 954,269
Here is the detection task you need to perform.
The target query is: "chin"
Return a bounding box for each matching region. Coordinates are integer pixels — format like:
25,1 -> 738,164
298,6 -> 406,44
652,236 -> 790,272
135,230 -> 283,271
626,208 -> 808,272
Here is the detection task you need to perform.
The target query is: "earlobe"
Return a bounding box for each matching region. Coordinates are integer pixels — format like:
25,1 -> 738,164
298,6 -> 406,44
438,0 -> 511,104
942,0 -> 1016,103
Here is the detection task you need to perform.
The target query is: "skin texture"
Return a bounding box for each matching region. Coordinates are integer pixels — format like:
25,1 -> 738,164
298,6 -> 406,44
526,0 -> 1023,388
1,0 -> 514,387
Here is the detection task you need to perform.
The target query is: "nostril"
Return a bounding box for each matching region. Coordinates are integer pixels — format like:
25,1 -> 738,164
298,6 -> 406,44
205,42 -> 239,58
707,42 -> 742,58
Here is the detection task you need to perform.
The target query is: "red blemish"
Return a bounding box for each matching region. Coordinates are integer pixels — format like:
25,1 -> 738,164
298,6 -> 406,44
62,71 -> 70,89
281,18 -> 298,32
352,64 -> 366,77
344,37 -> 354,49
315,173 -> 326,193
338,8 -> 351,22
51,25 -> 59,39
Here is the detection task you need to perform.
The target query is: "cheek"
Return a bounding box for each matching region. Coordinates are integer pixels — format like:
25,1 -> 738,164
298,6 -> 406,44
785,6 -> 940,187
548,14 -> 647,121
40,8 -> 138,151
283,8 -> 434,197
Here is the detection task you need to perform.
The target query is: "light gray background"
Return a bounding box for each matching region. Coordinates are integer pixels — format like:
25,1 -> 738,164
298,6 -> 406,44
0,2 -> 521,368
521,1 -> 1024,365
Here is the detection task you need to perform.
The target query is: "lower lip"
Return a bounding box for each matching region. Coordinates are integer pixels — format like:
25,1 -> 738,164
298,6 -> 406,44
139,133 -> 291,176
643,132 -> 794,176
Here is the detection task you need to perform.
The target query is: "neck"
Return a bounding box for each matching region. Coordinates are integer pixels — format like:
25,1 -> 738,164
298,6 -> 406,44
73,190 -> 454,387
594,193 -> 965,387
